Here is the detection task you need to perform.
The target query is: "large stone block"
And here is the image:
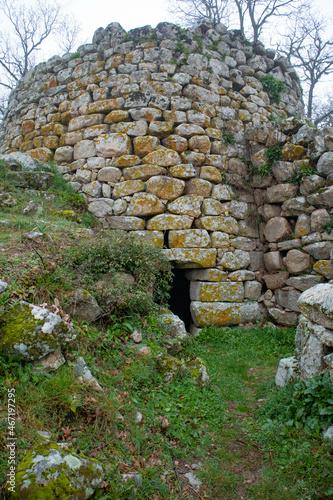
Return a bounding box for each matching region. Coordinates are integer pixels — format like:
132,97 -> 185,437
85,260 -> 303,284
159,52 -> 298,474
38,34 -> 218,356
95,133 -> 132,157
106,216 -> 145,230
263,251 -> 283,272
163,248 -> 216,268
190,301 -> 260,327
169,229 -> 210,248
112,180 -> 144,198
126,192 -> 165,216
298,284 -> 333,330
129,230 -> 164,248
167,195 -> 202,217
190,282 -> 244,302
185,268 -> 227,282
285,249 -> 312,274
219,249 -> 250,270
146,176 -> 185,200
146,214 -> 193,230
264,217 -> 292,243
195,216 -> 239,234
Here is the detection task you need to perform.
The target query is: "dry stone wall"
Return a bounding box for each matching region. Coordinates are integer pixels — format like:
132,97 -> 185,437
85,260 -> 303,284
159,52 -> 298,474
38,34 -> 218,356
1,21 -> 333,330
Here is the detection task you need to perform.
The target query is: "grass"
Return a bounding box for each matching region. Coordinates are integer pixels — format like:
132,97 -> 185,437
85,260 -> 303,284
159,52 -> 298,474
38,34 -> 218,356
1,319 -> 332,498
1,160 -> 332,499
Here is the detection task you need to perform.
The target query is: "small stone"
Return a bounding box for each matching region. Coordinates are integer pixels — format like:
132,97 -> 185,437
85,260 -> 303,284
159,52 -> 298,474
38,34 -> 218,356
130,330 -> 143,343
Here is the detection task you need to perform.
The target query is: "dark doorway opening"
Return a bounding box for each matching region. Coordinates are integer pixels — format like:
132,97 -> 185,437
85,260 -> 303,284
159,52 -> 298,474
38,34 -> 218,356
168,268 -> 191,330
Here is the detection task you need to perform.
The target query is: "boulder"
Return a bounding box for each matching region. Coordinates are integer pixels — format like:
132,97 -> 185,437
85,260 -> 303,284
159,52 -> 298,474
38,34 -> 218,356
298,284 -> 333,330
275,356 -> 298,387
68,289 -> 101,322
6,442 -> 103,499
0,302 -> 76,361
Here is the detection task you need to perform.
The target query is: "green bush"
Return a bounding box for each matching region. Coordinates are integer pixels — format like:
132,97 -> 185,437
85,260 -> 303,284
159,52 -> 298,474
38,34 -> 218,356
260,372 -> 333,434
259,75 -> 286,105
30,232 -> 173,319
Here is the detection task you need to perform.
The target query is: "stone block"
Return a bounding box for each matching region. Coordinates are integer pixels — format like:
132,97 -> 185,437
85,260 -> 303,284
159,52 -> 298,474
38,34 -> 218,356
190,282 -> 244,302
195,216 -> 239,234
126,193 -> 165,216
106,216 -> 145,230
169,229 -> 210,248
190,301 -> 260,327
264,251 -> 283,272
285,249 -> 312,274
298,284 -> 333,330
146,214 -> 193,230
112,180 -> 144,198
163,248 -> 216,268
185,268 -> 227,282
219,249 -> 250,270
146,176 -> 185,200
264,217 -> 292,243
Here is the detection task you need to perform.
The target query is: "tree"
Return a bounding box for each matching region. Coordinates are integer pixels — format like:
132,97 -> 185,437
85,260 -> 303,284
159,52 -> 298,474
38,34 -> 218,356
312,93 -> 333,128
0,0 -> 81,113
278,14 -> 333,120
168,0 -> 305,42
168,0 -> 230,28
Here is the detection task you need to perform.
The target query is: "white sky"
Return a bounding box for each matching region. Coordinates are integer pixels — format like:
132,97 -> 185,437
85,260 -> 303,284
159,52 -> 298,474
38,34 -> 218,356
58,0 -> 332,45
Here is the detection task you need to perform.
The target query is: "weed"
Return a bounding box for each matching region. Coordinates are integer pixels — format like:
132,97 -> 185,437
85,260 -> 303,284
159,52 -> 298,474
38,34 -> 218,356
259,75 -> 286,105
289,164 -> 317,184
222,132 -> 236,145
245,205 -> 263,227
256,146 -> 282,177
69,51 -> 80,60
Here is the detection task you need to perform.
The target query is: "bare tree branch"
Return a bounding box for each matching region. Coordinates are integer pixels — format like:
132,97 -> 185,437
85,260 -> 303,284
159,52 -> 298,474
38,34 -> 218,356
278,13 -> 333,119
0,0 -> 82,120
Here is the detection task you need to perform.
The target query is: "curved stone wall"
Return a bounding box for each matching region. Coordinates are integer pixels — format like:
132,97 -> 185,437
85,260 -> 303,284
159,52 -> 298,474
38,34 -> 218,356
1,21 -> 333,331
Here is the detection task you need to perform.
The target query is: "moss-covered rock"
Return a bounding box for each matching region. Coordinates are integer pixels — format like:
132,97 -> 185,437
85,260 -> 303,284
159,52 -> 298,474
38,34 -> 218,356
185,357 -> 210,386
0,302 -> 76,361
156,353 -> 186,383
5,442 -> 103,499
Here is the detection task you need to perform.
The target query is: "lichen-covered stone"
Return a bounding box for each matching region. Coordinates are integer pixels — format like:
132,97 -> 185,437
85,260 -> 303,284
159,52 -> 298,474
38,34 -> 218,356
156,353 -> 186,383
185,357 -> 210,386
185,268 -> 227,282
146,176 -> 185,200
6,442 -> 103,499
88,198 -> 114,217
195,216 -> 239,234
147,214 -> 193,230
112,180 -> 144,198
219,249 -> 250,270
190,282 -> 244,302
163,248 -> 216,268
130,230 -> 164,247
106,216 -> 145,230
167,195 -> 202,217
190,301 -> 260,327
168,229 -> 210,248
298,284 -> 333,330
95,133 -> 132,157
126,192 -> 165,216
0,302 -> 76,361
313,260 -> 333,279
123,165 -> 166,180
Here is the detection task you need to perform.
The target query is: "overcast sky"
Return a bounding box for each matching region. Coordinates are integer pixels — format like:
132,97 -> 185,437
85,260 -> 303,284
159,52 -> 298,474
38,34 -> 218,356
58,0 -> 332,43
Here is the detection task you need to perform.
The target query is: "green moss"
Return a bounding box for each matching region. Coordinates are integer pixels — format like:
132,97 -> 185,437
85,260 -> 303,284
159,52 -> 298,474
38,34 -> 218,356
0,302 -> 71,360
6,442 -> 102,499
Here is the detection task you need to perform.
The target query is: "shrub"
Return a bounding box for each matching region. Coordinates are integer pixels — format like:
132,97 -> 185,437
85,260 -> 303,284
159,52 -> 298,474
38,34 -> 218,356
260,372 -> 333,434
259,75 -> 286,105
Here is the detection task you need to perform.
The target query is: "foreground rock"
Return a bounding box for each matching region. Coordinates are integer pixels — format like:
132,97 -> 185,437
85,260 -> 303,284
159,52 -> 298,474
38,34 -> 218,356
0,302 -> 76,361
6,442 -> 103,499
276,283 -> 333,385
